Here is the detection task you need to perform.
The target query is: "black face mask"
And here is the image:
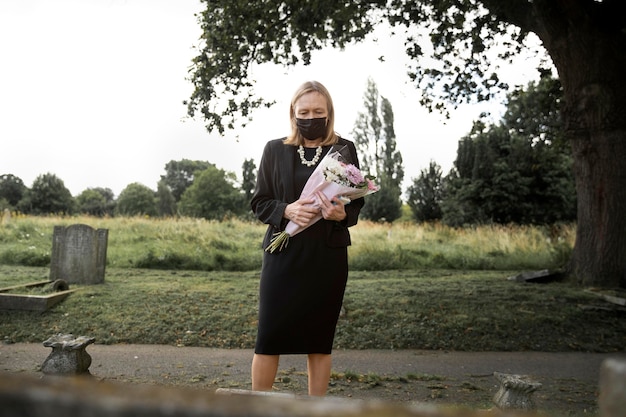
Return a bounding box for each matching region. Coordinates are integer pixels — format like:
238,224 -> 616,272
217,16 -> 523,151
296,117 -> 327,140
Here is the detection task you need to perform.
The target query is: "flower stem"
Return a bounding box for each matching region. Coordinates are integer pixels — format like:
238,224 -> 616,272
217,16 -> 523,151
266,231 -> 290,253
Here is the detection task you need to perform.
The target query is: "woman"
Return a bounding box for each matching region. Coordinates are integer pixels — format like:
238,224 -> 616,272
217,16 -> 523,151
250,81 -> 364,396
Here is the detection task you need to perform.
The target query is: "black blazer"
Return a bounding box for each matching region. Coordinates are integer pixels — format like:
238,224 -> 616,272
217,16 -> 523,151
251,137 -> 365,249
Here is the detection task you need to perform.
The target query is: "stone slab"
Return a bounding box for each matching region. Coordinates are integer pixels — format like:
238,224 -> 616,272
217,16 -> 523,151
0,280 -> 75,311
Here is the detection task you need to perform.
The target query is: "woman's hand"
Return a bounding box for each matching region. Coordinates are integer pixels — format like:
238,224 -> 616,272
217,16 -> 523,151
316,192 -> 347,222
284,197 -> 320,227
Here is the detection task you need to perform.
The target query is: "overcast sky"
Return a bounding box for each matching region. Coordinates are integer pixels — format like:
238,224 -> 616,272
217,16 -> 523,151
0,0 -> 543,198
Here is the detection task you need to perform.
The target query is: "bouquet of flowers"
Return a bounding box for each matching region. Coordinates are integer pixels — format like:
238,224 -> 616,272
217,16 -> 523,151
266,145 -> 380,253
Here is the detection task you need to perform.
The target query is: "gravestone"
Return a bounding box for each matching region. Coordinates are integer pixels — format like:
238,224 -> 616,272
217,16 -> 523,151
493,372 -> 541,410
41,333 -> 95,375
50,224 -> 108,285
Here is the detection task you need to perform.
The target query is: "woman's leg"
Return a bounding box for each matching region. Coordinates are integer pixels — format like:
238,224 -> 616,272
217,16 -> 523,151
251,353 -> 279,391
307,353 -> 332,396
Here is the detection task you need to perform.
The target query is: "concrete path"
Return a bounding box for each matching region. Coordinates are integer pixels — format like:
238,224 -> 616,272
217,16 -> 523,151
2,342 -> 625,413
2,343 -> 622,382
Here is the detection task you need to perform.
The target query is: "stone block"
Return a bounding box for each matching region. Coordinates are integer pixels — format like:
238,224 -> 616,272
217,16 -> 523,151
50,224 -> 108,285
41,333 -> 95,375
493,371 -> 542,410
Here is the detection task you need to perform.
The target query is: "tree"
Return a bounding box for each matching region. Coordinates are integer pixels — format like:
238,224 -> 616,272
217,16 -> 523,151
442,76 -> 576,226
116,183 -> 157,217
94,187 -> 116,216
407,161 -> 444,222
76,187 -> 116,217
443,126 -> 538,225
188,1 -> 626,288
241,158 -> 257,202
178,166 -> 246,220
0,174 -> 26,209
352,79 -> 382,175
502,70 -> 566,151
185,1 -> 376,134
352,79 -> 404,222
161,159 -> 215,202
19,173 -> 74,215
156,180 -> 177,217
76,189 -> 106,216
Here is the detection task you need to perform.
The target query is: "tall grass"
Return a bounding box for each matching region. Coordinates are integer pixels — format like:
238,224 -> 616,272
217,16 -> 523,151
0,214 -> 575,272
350,221 -> 574,271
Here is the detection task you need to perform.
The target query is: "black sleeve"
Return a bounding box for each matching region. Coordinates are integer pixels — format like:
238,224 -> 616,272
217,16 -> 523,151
250,140 -> 288,231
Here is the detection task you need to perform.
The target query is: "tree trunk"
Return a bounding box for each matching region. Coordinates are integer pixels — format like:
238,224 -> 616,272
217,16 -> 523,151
570,130 -> 626,288
534,1 -> 626,288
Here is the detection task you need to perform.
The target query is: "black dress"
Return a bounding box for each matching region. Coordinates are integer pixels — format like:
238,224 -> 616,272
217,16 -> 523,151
251,139 -> 364,355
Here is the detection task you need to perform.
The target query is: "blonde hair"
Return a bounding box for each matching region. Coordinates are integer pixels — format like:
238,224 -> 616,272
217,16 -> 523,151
284,81 -> 338,146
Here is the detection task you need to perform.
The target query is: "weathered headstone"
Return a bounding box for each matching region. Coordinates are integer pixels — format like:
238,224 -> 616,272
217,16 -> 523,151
493,372 -> 541,410
50,224 -> 108,285
41,333 -> 95,375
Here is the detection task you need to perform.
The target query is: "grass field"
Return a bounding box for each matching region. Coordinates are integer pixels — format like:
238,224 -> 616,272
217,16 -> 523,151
0,215 -> 574,271
1,216 -> 618,417
1,264 -> 624,352
2,215 -> 624,352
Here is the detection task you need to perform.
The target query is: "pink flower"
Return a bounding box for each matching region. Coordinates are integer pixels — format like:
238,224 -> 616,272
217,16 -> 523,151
265,147 -> 380,253
344,164 -> 365,186
367,178 -> 379,191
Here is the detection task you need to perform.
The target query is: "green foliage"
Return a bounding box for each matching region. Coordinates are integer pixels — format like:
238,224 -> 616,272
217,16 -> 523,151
352,79 -> 404,222
406,161 -> 444,222
379,97 -> 404,184
76,189 -> 106,216
186,0 -> 378,134
185,0 -> 626,289
0,220 -> 50,266
133,246 -> 259,272
156,180 -> 176,217
0,174 -> 26,209
441,76 -> 575,226
19,173 -> 74,215
502,71 -> 565,145
76,187 -> 116,216
349,221 -> 576,272
160,159 -> 215,202
178,166 -> 246,220
116,183 -> 157,217
386,2 -> 529,113
352,79 -> 382,175
185,2 -> 563,133
241,158 -> 257,202
1,266 -> 624,353
360,184 -> 402,223
0,248 -> 49,267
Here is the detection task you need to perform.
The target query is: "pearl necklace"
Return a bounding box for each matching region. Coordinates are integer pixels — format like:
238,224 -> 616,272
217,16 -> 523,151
297,145 -> 322,167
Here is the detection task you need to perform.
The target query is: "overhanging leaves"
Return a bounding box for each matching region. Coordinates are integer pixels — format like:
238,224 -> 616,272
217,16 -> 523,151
186,1 -> 549,133
186,0 -> 382,134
